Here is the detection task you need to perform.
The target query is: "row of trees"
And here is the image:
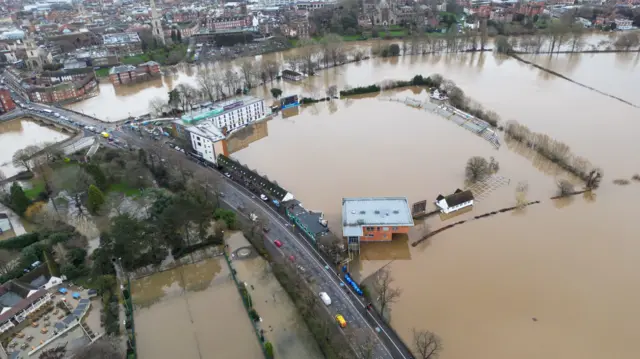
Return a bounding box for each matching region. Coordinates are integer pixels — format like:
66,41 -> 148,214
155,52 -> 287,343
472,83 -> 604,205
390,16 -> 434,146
150,58 -> 282,115
505,121 -> 603,189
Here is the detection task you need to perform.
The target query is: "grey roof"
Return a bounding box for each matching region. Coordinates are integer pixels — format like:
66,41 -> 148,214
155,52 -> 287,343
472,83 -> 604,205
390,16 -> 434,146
342,197 -> 414,236
109,64 -> 136,75
0,292 -> 23,307
29,275 -> 48,288
297,211 -> 328,236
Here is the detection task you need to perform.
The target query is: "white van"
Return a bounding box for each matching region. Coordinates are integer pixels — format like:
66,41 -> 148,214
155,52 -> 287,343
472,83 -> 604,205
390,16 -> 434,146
319,292 -> 331,306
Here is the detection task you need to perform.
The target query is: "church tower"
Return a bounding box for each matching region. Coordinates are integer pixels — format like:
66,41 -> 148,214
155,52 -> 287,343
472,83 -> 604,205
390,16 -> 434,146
150,0 -> 165,46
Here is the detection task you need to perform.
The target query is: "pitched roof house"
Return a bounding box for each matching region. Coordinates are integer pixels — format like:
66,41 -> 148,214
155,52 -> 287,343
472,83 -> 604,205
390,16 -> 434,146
435,189 -> 474,214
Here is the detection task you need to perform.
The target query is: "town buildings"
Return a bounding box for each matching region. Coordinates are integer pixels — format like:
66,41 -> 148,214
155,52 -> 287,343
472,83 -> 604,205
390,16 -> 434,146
108,61 -> 160,85
0,86 -> 16,114
5,67 -> 98,104
435,189 -> 475,214
342,197 -> 414,245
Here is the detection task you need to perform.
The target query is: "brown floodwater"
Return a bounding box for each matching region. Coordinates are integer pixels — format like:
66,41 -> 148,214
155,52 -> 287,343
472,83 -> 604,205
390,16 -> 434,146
66,41 -> 640,358
228,54 -> 640,359
0,118 -> 70,177
131,257 -> 264,359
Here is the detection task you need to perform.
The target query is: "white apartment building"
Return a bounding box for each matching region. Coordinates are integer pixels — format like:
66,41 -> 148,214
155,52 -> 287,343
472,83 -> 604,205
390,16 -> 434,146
260,0 -> 294,7
185,121 -> 227,164
180,96 -> 269,164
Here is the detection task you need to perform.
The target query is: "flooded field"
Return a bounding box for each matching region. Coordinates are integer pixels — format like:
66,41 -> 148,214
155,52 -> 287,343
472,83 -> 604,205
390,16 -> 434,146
228,54 -> 640,359
131,257 -> 264,359
0,118 -> 70,177
225,232 -> 323,359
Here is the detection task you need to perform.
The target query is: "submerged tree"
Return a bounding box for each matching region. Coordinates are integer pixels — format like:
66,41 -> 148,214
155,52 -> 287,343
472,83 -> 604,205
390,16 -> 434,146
372,266 -> 402,320
412,329 -> 443,359
465,156 -> 490,183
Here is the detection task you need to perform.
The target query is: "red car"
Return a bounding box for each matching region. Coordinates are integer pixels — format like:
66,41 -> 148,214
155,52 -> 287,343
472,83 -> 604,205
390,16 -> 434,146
274,240 -> 283,248
289,255 -> 295,262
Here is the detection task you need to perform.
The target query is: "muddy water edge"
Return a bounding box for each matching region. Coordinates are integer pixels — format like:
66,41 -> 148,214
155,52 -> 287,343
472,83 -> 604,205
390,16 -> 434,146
227,52 -> 640,359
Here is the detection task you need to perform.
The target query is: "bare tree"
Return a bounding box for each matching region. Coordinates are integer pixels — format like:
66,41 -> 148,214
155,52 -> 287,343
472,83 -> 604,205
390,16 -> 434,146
412,329 -> 443,359
568,25 -> 585,52
326,85 -> 338,98
556,179 -> 574,196
465,156 -> 490,183
148,96 -> 168,116
239,59 -> 256,89
585,168 -> 603,189
196,64 -> 218,101
479,19 -> 488,51
298,38 -> 319,75
12,145 -> 41,172
223,67 -> 239,95
349,329 -> 376,359
515,181 -> 529,209
285,55 -> 299,71
372,266 -> 402,319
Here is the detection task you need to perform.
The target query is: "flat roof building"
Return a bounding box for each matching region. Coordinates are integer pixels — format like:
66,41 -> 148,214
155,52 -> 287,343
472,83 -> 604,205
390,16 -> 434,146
342,197 -> 414,244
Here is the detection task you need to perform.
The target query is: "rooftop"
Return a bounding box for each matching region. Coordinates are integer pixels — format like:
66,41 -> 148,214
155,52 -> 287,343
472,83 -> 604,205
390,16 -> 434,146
181,96 -> 264,123
102,32 -> 141,45
342,197 -> 414,236
0,281 -> 47,324
183,120 -> 226,142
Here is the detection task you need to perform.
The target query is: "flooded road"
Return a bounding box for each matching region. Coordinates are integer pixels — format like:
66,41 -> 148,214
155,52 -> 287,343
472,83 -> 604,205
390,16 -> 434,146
0,118 -> 70,177
131,257 -> 264,359
228,54 -> 640,359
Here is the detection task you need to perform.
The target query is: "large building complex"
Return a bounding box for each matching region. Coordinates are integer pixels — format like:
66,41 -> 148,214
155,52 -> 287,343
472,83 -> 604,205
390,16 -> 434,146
342,197 -> 414,247
0,281 -> 52,334
174,96 -> 269,165
102,33 -> 142,56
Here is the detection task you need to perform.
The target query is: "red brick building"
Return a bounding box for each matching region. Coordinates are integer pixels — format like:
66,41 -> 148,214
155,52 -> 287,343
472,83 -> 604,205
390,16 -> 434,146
205,16 -> 251,31
108,61 -> 161,86
23,68 -> 98,104
0,86 -> 16,114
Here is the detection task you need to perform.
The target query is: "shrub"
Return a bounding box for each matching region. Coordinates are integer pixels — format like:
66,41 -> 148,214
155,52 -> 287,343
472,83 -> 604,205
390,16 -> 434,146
0,233 -> 40,250
264,342 -> 274,359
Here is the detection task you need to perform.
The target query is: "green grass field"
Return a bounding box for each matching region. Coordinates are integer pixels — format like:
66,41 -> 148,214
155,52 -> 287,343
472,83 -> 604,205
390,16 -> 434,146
109,183 -> 141,197
23,179 -> 45,200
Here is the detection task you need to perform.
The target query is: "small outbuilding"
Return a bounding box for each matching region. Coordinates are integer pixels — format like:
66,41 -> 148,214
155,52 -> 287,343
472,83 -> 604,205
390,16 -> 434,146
435,189 -> 474,214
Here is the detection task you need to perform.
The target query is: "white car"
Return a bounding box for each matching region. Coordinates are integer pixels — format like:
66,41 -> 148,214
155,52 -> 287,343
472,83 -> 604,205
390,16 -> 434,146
319,292 -> 331,306
260,194 -> 268,201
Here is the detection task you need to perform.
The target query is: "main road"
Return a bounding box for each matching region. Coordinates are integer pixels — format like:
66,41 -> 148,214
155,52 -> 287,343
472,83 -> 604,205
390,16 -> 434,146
2,93 -> 414,359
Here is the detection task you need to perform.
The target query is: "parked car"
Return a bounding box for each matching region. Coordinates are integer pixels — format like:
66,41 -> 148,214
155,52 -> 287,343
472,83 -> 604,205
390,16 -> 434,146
273,240 -> 282,248
319,292 -> 331,306
260,194 -> 268,201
